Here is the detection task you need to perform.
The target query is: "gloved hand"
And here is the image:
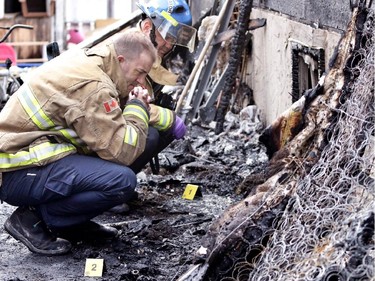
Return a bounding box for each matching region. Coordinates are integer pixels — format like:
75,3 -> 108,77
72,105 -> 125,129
172,115 -> 186,139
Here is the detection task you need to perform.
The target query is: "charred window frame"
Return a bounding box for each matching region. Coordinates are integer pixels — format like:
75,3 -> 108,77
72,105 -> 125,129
291,42 -> 325,103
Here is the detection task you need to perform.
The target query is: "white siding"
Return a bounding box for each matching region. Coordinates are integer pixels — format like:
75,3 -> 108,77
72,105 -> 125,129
246,8 -> 342,126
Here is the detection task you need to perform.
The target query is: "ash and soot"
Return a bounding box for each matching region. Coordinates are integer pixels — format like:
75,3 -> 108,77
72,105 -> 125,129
0,3 -> 374,281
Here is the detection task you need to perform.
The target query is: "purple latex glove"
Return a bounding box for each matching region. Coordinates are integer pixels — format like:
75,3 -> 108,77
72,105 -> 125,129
172,115 -> 186,139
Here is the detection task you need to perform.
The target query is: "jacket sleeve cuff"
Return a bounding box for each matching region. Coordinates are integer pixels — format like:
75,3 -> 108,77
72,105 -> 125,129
123,99 -> 150,125
126,99 -> 150,118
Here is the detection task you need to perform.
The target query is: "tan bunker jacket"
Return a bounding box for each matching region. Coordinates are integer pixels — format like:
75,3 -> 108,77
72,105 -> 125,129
0,43 -> 175,178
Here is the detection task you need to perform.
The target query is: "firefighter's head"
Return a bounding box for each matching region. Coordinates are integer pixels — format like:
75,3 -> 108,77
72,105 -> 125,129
137,0 -> 197,56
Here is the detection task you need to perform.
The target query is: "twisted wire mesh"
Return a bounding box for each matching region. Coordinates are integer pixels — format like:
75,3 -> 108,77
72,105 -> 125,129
246,9 -> 375,281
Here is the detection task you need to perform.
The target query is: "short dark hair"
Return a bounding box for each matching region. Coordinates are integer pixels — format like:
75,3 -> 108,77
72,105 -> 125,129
113,28 -> 157,62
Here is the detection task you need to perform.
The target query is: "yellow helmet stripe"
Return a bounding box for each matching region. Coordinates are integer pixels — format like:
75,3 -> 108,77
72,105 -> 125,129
161,10 -> 178,26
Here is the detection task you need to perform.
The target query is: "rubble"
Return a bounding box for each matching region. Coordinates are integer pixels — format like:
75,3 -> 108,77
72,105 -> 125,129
0,114 -> 267,281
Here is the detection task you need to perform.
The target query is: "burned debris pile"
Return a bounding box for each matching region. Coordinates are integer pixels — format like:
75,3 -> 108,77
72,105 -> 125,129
177,5 -> 374,281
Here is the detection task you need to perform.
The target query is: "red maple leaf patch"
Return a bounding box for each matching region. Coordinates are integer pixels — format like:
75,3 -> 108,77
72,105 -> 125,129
103,98 -> 119,113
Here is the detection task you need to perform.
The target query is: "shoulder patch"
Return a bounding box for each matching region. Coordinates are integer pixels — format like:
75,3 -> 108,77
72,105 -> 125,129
103,98 -> 119,113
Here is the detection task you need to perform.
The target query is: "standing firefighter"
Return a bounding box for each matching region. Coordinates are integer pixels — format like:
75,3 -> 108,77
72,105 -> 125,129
0,28 -> 182,256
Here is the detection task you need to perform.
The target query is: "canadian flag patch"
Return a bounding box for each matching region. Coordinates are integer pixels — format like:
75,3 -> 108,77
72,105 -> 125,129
103,98 -> 119,113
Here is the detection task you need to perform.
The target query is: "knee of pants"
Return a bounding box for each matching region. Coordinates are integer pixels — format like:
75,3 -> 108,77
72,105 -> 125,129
104,167 -> 137,198
117,174 -> 138,201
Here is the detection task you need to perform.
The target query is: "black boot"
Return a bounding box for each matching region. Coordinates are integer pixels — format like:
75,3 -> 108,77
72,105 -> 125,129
107,190 -> 139,214
54,221 -> 119,242
4,206 -> 72,256
107,203 -> 130,214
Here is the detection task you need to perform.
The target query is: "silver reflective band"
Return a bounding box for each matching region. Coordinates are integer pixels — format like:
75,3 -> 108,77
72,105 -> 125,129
0,142 -> 76,169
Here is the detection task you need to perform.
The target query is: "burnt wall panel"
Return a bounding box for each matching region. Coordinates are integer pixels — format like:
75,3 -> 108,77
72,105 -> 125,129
304,1 -> 352,30
252,0 -> 352,31
189,0 -> 215,26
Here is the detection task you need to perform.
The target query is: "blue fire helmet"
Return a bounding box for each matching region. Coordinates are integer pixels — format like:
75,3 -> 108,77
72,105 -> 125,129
137,0 -> 197,52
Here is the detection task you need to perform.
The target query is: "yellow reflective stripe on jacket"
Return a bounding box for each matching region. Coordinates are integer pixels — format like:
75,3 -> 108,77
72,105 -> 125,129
124,125 -> 138,146
123,104 -> 149,126
56,126 -> 90,154
0,142 -> 76,169
55,126 -> 85,147
17,84 -> 87,150
18,84 -> 54,129
153,107 -> 173,131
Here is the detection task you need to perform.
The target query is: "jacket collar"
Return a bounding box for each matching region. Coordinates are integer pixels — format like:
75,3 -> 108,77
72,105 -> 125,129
105,43 -> 129,98
90,43 -> 129,99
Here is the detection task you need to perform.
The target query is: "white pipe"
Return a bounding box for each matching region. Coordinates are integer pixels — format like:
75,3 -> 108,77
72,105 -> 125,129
175,0 -> 231,115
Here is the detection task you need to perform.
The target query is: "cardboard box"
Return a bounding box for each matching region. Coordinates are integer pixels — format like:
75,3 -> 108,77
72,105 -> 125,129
18,0 -> 55,18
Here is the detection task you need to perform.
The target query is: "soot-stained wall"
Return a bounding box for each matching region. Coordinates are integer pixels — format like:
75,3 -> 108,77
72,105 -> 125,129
252,0 -> 355,31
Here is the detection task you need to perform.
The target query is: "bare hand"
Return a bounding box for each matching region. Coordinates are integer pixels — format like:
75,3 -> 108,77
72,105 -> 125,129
129,86 -> 151,109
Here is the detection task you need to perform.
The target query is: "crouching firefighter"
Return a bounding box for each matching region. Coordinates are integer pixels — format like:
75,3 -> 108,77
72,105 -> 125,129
134,0 -> 197,173
0,28 -> 184,256
107,0 -> 195,214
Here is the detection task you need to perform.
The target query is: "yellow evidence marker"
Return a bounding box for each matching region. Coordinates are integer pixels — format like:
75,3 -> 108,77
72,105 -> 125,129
182,184 -> 202,200
84,258 -> 104,277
